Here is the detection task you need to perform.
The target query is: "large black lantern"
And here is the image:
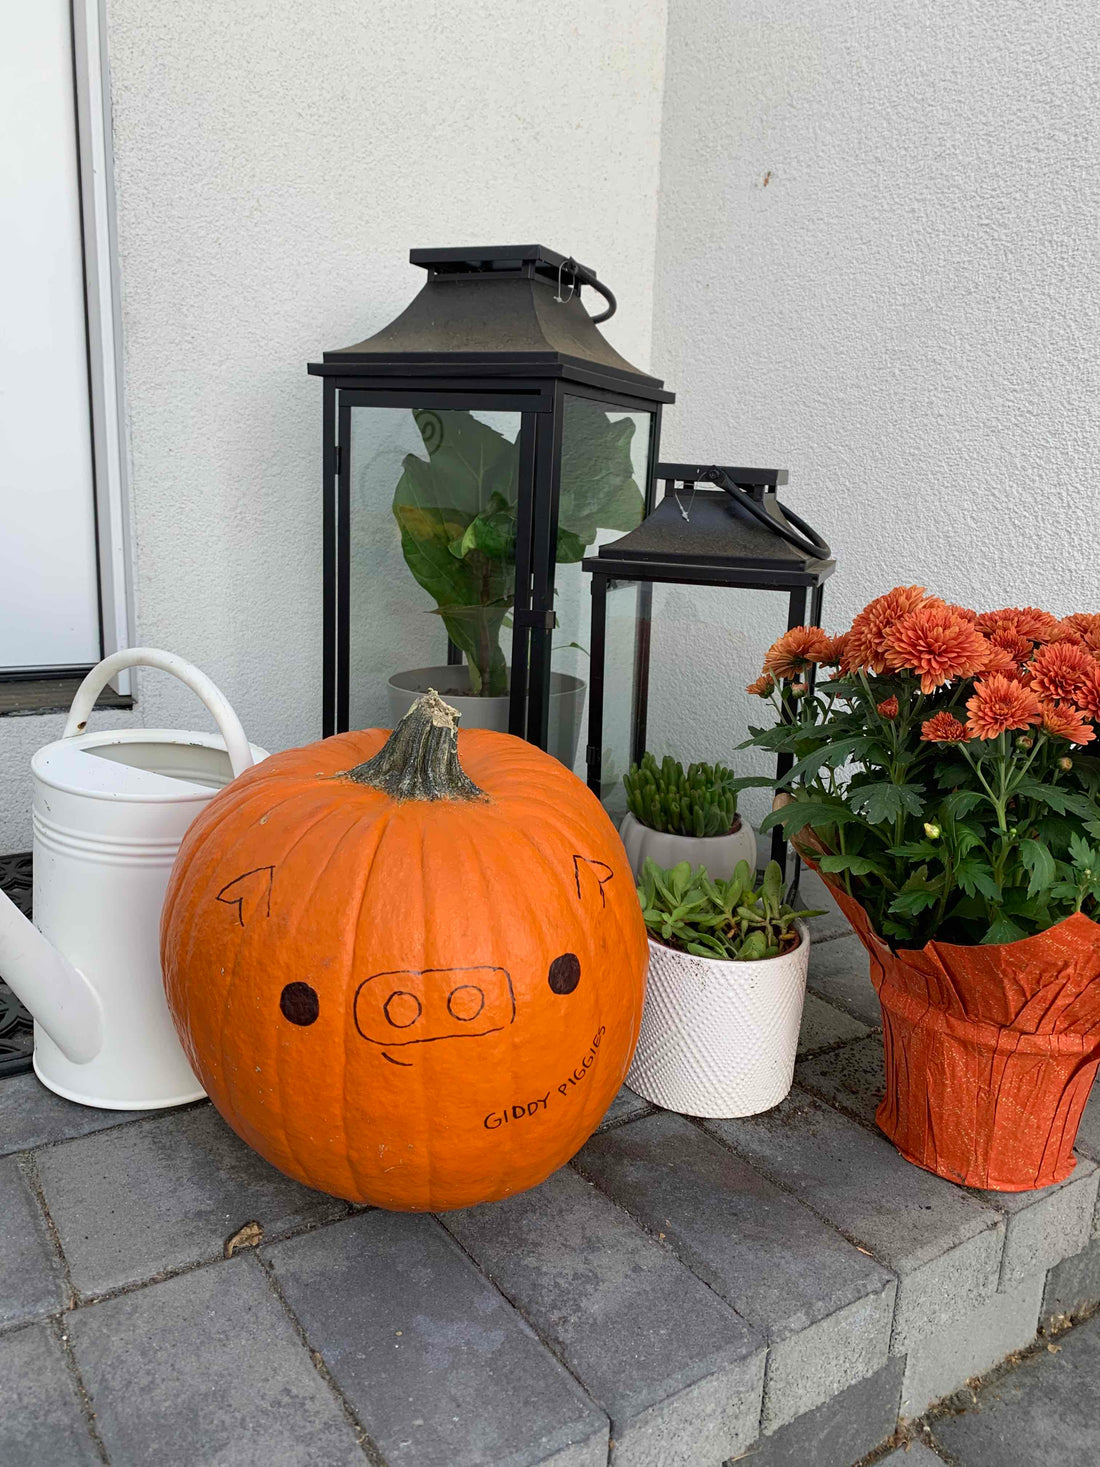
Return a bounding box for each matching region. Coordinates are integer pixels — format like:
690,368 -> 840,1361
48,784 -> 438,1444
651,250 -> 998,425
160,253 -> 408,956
308,246 -> 674,762
583,463 -> 835,871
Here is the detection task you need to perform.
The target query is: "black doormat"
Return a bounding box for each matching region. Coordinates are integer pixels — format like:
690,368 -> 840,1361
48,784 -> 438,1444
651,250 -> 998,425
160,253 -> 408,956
0,853 -> 34,1077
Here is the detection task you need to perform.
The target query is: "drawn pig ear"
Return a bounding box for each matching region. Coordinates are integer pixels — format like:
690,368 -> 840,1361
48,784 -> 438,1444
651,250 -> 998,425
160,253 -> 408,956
548,954 -> 581,995
280,982 -> 319,1026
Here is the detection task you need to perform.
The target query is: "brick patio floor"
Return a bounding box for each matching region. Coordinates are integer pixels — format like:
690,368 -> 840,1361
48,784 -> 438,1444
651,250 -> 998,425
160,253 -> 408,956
2,870 -> 1099,1466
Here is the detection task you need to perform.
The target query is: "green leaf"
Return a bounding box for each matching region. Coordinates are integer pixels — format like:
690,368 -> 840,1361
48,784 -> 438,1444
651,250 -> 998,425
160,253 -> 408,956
817,853 -> 889,877
1019,838 -> 1057,899
776,736 -> 879,789
759,800 -> 863,837
889,886 -> 942,917
955,856 -> 1001,902
1069,834 -> 1098,872
849,782 -> 925,825
1014,780 -> 1099,822
557,396 -> 643,544
982,913 -> 1028,945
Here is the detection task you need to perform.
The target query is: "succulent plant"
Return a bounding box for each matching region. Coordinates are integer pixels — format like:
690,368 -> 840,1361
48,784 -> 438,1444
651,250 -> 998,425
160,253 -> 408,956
637,858 -> 822,961
624,753 -> 739,839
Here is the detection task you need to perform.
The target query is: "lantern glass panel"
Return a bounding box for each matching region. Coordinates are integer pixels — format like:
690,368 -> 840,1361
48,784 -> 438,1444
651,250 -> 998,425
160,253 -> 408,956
552,395 -> 653,777
347,404 -> 523,731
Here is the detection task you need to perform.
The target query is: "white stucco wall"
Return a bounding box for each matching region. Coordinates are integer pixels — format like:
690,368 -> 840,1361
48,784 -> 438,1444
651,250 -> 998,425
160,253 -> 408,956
0,0 -> 667,849
649,0 -> 1100,820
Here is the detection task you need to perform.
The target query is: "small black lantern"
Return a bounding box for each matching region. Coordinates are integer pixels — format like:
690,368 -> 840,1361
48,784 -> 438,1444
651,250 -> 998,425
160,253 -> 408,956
583,463 -> 835,871
308,246 -> 674,755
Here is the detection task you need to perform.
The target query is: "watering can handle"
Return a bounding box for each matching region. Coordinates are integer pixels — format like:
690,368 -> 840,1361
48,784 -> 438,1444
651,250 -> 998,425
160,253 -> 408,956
63,649 -> 256,779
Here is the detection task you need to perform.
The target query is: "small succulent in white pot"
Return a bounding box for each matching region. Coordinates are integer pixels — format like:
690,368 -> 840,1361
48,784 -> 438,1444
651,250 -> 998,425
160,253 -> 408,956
628,859 -> 823,1118
620,754 -> 758,881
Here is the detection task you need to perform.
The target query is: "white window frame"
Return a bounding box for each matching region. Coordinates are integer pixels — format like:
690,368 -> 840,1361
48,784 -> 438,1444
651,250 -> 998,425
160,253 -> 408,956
72,0 -> 134,694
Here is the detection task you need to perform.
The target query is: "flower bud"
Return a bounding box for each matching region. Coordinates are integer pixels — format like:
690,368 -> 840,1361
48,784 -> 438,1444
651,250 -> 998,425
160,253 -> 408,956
1017,736 -> 1034,749
790,682 -> 808,696
923,822 -> 941,840
1059,756 -> 1074,772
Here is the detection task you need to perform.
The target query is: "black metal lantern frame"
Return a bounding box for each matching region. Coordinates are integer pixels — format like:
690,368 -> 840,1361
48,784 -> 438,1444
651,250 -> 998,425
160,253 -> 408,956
308,246 -> 674,750
583,463 -> 835,873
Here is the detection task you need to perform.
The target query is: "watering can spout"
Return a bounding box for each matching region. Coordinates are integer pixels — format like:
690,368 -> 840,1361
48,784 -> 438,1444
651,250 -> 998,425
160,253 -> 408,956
0,887 -> 104,1066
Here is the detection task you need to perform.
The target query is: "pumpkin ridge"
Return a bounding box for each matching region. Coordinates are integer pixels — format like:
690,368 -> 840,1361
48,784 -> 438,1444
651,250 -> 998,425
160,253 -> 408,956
219,799 -> 364,1166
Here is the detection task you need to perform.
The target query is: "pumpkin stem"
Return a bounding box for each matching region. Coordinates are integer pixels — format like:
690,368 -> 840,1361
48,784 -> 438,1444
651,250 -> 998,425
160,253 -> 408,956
341,690 -> 488,802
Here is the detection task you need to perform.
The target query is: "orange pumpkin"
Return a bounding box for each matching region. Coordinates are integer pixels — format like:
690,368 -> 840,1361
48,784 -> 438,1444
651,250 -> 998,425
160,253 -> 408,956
161,691 -> 648,1210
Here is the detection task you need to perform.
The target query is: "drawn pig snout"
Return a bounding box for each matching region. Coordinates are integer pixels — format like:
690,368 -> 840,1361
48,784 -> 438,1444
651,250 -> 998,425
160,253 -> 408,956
354,966 -> 515,1049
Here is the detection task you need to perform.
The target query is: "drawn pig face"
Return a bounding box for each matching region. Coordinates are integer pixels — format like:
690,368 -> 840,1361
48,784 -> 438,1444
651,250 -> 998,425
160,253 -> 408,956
352,966 -> 517,1066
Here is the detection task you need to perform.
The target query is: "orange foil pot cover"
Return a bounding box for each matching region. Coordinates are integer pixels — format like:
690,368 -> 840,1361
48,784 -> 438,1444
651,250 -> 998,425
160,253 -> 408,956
812,864 -> 1100,1192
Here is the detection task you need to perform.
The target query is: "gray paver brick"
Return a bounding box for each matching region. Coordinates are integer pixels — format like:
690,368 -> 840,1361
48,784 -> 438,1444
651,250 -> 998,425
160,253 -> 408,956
574,1112 -> 894,1433
902,1270 -> 1044,1418
796,868 -> 854,945
876,1445 -> 944,1466
1072,1083 -> 1100,1231
796,992 -> 871,1057
266,1209 -> 608,1467
931,1307 -> 1100,1466
800,1036 -> 1100,1287
704,1089 -> 1005,1363
68,1254 -> 363,1467
1042,1235 -> 1100,1322
796,1034 -> 885,1123
596,1085 -> 653,1132
806,931 -> 881,1026
0,1070 -> 162,1157
0,1323 -> 100,1466
442,1164 -> 765,1466
734,1356 -> 904,1467
0,1154 -> 65,1327
35,1103 -> 346,1295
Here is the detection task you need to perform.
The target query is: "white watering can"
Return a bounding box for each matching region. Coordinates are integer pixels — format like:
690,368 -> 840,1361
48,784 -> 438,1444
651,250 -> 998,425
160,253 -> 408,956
0,649 -> 267,1110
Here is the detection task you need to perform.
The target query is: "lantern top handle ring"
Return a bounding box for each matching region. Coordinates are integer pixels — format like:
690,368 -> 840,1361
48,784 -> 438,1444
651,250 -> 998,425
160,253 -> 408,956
697,465 -> 831,561
553,255 -> 617,325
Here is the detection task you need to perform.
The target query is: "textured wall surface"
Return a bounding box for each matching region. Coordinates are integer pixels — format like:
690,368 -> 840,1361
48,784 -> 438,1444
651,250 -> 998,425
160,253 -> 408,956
0,0 -> 667,848
648,0 -> 1100,818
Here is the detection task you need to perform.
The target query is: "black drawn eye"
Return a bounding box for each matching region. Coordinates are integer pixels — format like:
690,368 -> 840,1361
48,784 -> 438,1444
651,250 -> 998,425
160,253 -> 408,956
280,982 -> 319,1026
548,954 -> 581,995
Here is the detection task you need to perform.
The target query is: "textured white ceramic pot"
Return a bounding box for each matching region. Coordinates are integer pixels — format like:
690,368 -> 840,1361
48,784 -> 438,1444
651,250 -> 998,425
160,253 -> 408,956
388,666 -> 586,768
627,922 -> 810,1118
619,810 -> 758,882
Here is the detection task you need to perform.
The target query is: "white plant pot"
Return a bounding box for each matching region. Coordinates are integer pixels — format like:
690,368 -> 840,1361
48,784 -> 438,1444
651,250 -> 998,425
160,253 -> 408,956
619,810 -> 758,882
388,665 -> 586,768
627,922 -> 810,1118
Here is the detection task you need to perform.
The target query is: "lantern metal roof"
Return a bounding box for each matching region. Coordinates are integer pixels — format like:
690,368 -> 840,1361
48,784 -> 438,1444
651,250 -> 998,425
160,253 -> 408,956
308,245 -> 674,402
583,465 -> 834,588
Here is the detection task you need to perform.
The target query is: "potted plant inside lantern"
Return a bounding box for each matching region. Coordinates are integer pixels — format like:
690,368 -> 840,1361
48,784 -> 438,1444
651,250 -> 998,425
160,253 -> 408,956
747,590 -> 1100,1191
627,858 -> 821,1118
387,402 -> 644,765
620,753 -> 758,880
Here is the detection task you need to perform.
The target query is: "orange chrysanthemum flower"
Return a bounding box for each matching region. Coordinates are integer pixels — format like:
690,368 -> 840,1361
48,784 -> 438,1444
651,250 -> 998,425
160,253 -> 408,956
919,712 -> 971,744
974,607 -> 1068,644
877,696 -> 899,719
882,603 -> 989,694
978,642 -> 1021,678
763,626 -> 831,680
812,633 -> 848,667
988,629 -> 1033,666
1072,664 -> 1100,721
1028,642 -> 1097,705
1063,613 -> 1100,641
1040,701 -> 1096,745
843,586 -> 931,675
965,675 -> 1042,740
746,674 -> 776,697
